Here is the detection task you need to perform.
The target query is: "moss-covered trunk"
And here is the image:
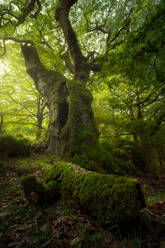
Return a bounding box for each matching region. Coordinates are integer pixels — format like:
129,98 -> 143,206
21,0 -> 102,157
43,162 -> 145,227
47,79 -> 98,156
21,46 -> 98,157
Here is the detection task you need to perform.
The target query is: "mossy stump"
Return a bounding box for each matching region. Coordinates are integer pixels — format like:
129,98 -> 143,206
21,175 -> 60,204
43,162 -> 145,227
21,175 -> 46,204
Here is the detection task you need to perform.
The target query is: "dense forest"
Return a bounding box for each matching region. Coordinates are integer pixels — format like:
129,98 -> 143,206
0,0 -> 165,247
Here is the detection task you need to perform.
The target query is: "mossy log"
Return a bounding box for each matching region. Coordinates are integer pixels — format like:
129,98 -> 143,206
43,162 -> 145,227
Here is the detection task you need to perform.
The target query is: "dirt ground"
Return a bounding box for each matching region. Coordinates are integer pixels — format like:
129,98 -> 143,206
0,154 -> 165,248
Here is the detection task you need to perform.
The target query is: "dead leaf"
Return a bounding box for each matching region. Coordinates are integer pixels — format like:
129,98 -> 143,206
70,236 -> 81,246
40,223 -> 48,232
0,211 -> 11,219
28,223 -> 33,229
103,230 -> 113,244
35,211 -> 43,220
30,192 -> 38,204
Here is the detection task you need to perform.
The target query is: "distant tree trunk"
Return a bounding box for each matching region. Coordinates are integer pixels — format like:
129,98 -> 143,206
0,112 -> 4,134
21,0 -> 99,157
129,105 -> 138,142
36,94 -> 47,140
36,119 -> 42,140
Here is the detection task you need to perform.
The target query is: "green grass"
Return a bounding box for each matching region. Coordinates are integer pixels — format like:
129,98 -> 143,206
145,191 -> 165,204
56,202 -> 72,216
143,184 -> 165,204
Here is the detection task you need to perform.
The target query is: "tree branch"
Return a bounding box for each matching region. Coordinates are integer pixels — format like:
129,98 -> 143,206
109,18 -> 131,45
7,94 -> 37,117
16,0 -> 41,26
1,37 -> 33,45
31,0 -> 41,19
55,0 -> 90,81
6,121 -> 39,127
60,52 -> 74,74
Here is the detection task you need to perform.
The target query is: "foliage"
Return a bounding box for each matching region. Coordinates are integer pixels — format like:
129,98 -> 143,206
90,0 -> 165,172
0,43 -> 49,140
0,0 -> 164,171
0,134 -> 30,158
71,143 -> 110,172
112,139 -> 146,170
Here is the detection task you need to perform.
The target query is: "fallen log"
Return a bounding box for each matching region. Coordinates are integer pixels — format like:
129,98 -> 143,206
43,162 -> 145,226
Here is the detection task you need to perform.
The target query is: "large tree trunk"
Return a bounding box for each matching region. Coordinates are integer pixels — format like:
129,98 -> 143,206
21,0 -> 100,157
21,45 -> 98,157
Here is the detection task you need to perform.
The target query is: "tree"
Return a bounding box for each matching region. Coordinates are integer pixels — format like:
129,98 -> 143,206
91,0 -> 165,169
0,0 -> 161,158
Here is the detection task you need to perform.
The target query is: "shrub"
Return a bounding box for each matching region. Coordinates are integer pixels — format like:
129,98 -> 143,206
71,142 -> 137,175
113,139 -> 147,172
0,135 -> 30,158
71,143 -> 112,172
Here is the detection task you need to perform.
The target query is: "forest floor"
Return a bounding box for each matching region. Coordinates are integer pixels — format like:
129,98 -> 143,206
0,154 -> 165,248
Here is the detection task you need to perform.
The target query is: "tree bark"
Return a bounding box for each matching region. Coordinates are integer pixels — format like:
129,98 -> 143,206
21,45 -> 98,157
21,0 -> 99,157
20,0 -> 101,158
55,0 -> 90,82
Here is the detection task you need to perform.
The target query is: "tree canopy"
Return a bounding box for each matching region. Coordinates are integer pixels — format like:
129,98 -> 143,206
0,0 -> 165,169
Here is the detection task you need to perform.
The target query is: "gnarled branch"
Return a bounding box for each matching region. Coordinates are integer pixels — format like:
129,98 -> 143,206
55,0 -> 90,81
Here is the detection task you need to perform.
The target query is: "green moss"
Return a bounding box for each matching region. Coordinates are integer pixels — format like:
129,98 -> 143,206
42,162 -> 145,226
43,162 -> 72,182
71,154 -> 96,170
65,81 -> 98,155
76,128 -> 95,143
